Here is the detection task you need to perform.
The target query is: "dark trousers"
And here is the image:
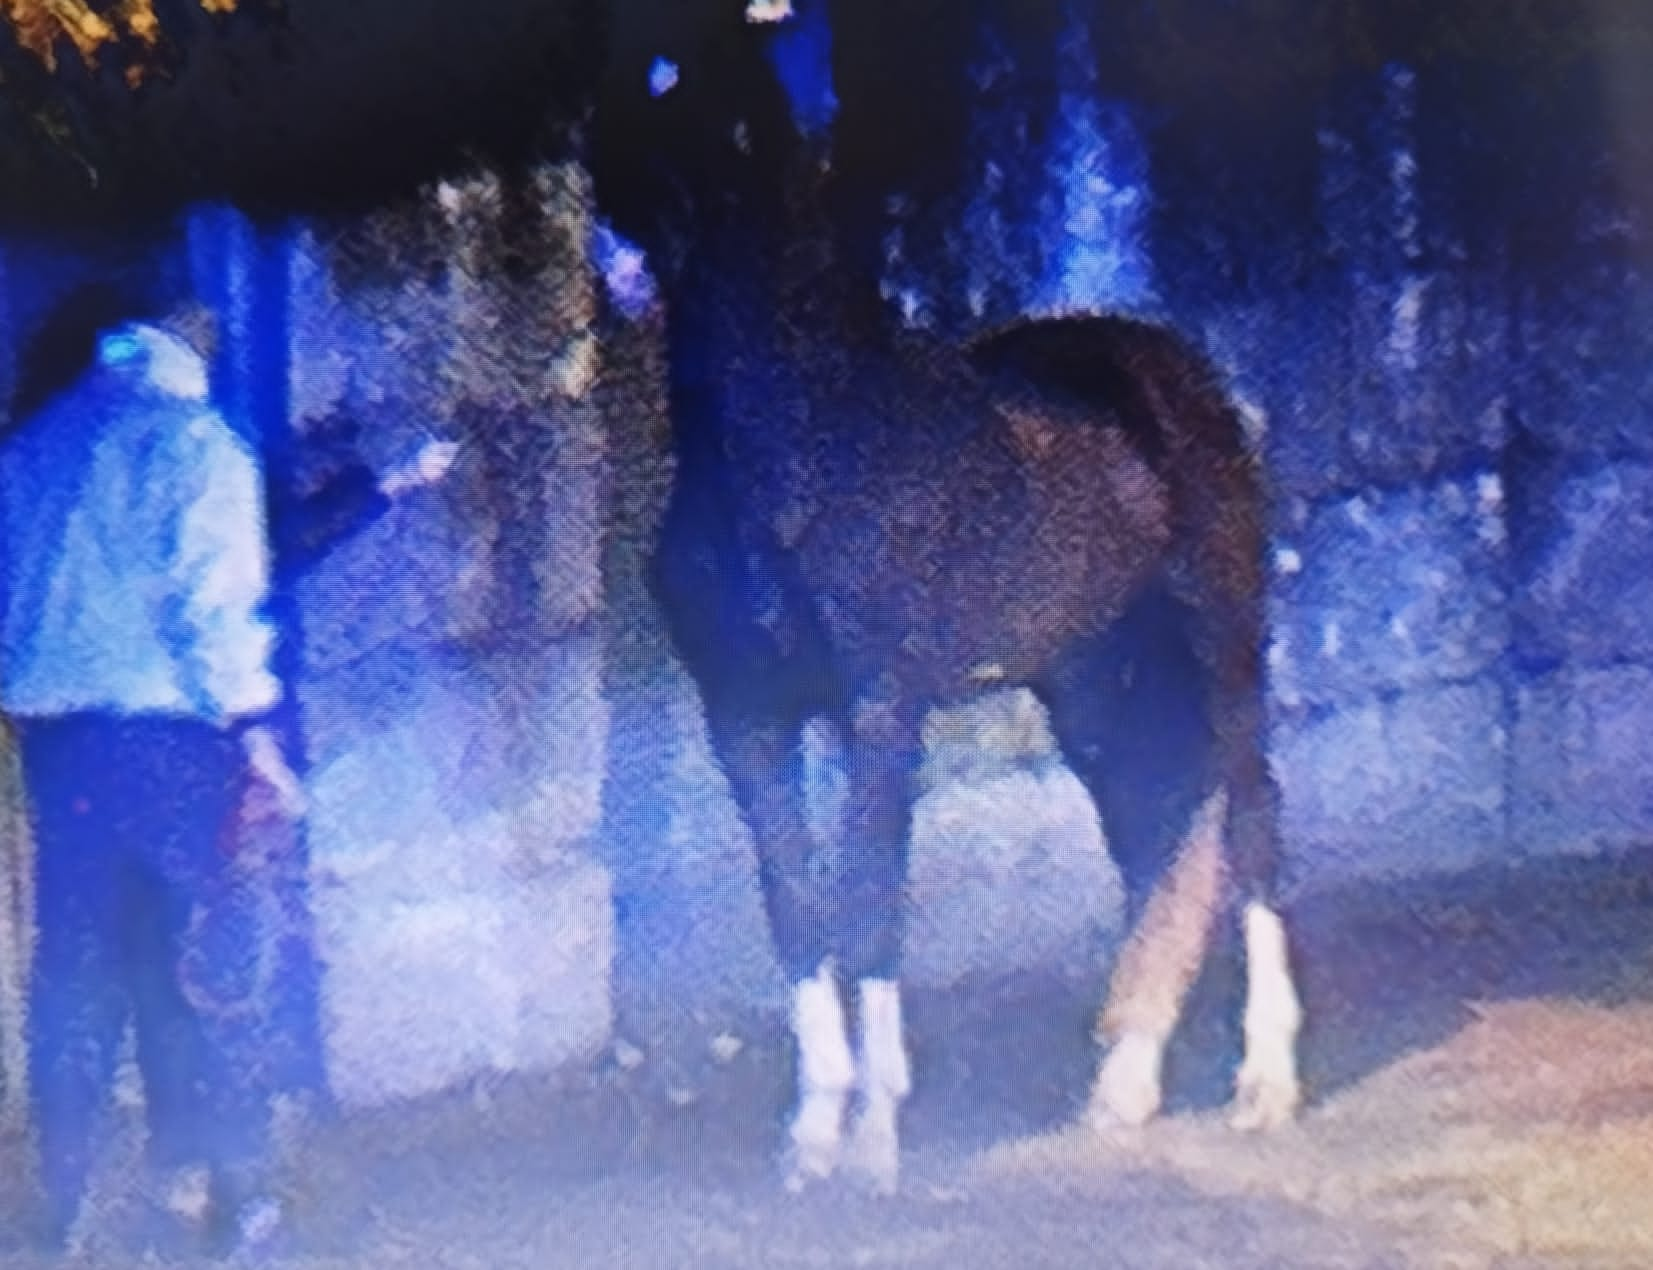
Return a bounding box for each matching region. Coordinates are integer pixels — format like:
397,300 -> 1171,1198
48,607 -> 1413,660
254,699 -> 330,1106
18,714 -> 272,1232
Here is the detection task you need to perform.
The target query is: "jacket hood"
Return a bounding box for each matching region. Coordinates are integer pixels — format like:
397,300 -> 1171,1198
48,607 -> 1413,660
95,322 -> 211,403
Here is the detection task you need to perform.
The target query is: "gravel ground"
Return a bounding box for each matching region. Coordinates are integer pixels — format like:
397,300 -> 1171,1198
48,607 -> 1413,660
1,852 -> 1649,1269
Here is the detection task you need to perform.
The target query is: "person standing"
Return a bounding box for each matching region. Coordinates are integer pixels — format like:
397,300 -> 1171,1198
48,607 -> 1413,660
0,279 -> 298,1257
224,366 -> 460,1121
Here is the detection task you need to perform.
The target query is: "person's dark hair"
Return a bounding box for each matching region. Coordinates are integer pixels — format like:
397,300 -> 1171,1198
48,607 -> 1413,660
155,301 -> 220,362
8,273 -> 213,425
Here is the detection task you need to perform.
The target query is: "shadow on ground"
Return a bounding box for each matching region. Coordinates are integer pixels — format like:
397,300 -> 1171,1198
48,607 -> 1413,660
1286,851 -> 1653,1100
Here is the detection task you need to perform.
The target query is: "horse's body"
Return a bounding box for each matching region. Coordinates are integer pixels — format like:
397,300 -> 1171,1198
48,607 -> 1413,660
597,0 -> 1303,1195
653,304 -> 1302,1189
663,327 -> 1175,706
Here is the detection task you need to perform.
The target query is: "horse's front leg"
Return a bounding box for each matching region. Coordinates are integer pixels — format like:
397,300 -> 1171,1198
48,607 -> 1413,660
833,686 -> 922,1196
843,974 -> 909,1195
701,707 -> 856,1188
788,959 -> 856,1190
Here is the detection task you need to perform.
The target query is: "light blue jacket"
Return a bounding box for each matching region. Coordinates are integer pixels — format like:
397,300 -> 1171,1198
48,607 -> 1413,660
0,322 -> 282,725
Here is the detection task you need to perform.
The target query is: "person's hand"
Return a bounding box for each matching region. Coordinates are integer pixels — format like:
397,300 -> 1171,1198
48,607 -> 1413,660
380,438 -> 459,499
239,725 -> 307,826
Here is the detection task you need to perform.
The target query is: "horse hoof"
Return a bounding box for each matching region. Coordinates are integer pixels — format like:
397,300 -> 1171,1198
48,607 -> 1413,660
1088,1031 -> 1164,1129
845,1104 -> 900,1197
785,1087 -> 848,1193
1227,1063 -> 1300,1132
784,1149 -> 839,1193
784,1130 -> 842,1194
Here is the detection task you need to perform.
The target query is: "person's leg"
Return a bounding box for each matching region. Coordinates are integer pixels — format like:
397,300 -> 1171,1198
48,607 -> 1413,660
127,720 -> 277,1248
187,878 -> 277,1248
253,705 -> 330,1109
18,717 -> 130,1249
127,858 -> 210,1175
265,815 -> 331,1107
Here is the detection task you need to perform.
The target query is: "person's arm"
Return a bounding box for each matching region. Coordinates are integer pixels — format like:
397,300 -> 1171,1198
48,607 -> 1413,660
161,419 -> 311,825
266,463 -> 387,577
234,717 -> 307,821
265,435 -> 458,578
162,414 -> 283,728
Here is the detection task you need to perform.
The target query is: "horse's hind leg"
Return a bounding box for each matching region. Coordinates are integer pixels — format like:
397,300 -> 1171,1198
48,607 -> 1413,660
1039,595 -> 1225,1129
701,704 -> 855,1188
833,682 -> 923,1196
1053,510 -> 1301,1131
1090,785 -> 1228,1127
1174,476 -> 1303,1132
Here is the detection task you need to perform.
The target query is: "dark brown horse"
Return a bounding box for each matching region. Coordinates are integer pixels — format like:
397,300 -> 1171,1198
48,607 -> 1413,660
594,0 -> 1302,1193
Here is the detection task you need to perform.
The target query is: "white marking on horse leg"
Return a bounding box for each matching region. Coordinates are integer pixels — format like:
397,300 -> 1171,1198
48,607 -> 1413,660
1229,901 -> 1303,1132
786,961 -> 854,1191
1090,1029 -> 1165,1128
846,978 -> 909,1196
1089,789 -> 1227,1131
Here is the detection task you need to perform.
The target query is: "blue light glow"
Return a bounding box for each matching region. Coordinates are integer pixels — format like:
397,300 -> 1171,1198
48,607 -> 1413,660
648,57 -> 679,98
